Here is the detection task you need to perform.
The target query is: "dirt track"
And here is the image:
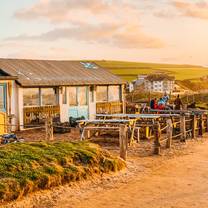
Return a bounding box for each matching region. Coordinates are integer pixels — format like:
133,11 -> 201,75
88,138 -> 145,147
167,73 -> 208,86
3,138 -> 208,208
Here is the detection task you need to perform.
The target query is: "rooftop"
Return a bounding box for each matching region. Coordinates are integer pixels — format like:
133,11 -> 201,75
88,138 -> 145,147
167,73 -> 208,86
0,58 -> 125,87
146,74 -> 175,82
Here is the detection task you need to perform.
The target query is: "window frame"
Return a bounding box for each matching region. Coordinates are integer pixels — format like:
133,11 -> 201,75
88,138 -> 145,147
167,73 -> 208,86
23,87 -> 59,107
96,85 -> 121,103
41,88 -> 59,106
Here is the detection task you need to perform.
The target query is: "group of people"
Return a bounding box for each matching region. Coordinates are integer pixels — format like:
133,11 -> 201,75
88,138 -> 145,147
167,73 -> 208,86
150,93 -> 183,110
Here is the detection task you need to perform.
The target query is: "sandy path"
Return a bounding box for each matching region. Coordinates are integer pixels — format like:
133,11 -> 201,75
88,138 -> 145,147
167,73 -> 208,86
3,139 -> 208,208
61,140 -> 208,208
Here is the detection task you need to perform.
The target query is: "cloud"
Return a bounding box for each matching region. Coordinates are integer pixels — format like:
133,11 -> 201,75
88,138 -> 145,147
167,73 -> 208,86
7,23 -> 164,49
11,0 -> 165,49
154,10 -> 177,19
172,0 -> 208,20
14,0 -> 136,24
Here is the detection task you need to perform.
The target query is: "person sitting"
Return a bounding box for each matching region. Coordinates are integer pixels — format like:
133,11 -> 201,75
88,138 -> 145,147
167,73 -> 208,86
162,92 -> 169,104
157,98 -> 165,110
150,98 -> 157,109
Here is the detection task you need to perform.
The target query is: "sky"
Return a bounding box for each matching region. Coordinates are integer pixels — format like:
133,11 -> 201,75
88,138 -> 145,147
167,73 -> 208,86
0,0 -> 208,65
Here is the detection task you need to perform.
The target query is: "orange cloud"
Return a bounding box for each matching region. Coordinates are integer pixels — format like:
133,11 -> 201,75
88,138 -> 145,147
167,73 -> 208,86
11,0 -> 165,49
7,22 -> 164,49
173,0 -> 208,20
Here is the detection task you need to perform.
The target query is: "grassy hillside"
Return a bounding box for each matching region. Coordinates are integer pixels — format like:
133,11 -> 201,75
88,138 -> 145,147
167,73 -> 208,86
0,142 -> 125,203
94,60 -> 208,81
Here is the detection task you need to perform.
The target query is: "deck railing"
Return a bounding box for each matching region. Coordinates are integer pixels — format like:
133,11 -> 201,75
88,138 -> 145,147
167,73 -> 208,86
23,105 -> 60,127
96,102 -> 123,114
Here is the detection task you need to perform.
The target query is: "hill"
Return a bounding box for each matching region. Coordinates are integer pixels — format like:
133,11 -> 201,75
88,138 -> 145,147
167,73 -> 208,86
94,60 -> 208,82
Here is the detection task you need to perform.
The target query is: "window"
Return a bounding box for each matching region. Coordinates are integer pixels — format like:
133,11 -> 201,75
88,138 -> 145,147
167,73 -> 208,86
23,88 -> 39,106
0,85 -> 6,111
69,87 -> 77,106
108,86 -> 120,102
62,87 -> 67,104
41,88 -> 58,106
78,87 -> 87,106
96,86 -> 108,102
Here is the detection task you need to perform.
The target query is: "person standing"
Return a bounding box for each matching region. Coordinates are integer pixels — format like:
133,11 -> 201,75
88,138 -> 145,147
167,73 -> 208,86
174,94 -> 183,110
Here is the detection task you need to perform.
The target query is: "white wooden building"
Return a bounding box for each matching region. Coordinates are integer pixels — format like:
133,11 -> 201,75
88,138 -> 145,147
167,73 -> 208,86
0,59 -> 125,133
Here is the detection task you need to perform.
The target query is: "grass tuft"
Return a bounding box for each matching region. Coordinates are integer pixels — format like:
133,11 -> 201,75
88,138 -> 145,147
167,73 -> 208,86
0,141 -> 125,203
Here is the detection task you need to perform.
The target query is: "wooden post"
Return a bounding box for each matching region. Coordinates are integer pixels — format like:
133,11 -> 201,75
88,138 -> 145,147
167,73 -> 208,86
191,114 -> 196,139
153,121 -> 161,155
86,129 -> 91,139
130,120 -> 136,145
136,127 -> 140,143
180,113 -> 186,142
166,118 -> 173,148
119,124 -> 128,160
198,114 -> 203,137
206,114 -> 208,133
45,116 -> 53,141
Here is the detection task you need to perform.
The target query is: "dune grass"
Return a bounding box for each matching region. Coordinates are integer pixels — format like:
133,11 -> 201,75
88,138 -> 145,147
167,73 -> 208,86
0,142 -> 125,203
94,60 -> 208,81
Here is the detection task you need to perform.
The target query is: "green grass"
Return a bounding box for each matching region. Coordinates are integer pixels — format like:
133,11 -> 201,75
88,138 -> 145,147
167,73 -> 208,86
0,142 -> 125,203
93,60 -> 208,81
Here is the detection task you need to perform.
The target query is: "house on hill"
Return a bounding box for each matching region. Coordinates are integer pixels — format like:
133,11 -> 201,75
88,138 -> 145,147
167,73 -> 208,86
144,74 -> 175,93
0,58 -> 125,133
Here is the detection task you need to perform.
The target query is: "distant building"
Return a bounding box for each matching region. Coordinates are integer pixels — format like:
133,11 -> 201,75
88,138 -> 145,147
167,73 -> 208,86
144,74 -> 175,93
135,74 -> 148,86
127,82 -> 134,92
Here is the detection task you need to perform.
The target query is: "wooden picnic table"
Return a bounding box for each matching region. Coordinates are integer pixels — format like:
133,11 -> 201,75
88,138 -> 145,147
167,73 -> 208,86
96,113 -> 180,119
78,119 -> 134,141
95,114 -> 162,141
150,109 -> 208,115
96,114 -> 160,120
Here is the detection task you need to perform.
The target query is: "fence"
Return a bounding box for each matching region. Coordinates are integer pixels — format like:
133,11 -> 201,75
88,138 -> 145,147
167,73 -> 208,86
151,111 -> 208,155
1,110 -> 208,161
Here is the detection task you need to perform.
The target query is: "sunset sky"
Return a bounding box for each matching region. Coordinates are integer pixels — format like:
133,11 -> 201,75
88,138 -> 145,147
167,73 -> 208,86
0,0 -> 208,65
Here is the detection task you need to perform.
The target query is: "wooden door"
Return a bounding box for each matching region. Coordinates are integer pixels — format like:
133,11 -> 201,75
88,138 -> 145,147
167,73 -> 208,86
68,86 -> 89,119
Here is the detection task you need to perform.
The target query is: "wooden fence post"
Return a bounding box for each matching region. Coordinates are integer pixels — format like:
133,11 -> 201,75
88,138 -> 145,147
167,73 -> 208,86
166,118 -> 173,148
180,113 -> 186,142
191,114 -> 196,139
153,121 -> 161,155
119,124 -> 128,160
206,114 -> 208,133
198,114 -> 203,137
45,116 -> 54,141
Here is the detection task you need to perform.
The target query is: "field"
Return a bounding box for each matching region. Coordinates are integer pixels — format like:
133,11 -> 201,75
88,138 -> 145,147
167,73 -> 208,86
94,60 -> 208,81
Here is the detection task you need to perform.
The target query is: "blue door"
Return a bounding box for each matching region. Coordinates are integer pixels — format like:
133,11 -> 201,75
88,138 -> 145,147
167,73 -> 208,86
68,87 -> 89,119
0,84 -> 7,113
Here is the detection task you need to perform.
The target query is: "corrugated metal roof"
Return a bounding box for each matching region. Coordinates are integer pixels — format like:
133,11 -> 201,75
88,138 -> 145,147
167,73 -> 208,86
0,58 -> 125,87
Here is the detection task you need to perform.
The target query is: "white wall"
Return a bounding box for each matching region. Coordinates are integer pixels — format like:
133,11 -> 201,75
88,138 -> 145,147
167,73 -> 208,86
59,87 -> 69,123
